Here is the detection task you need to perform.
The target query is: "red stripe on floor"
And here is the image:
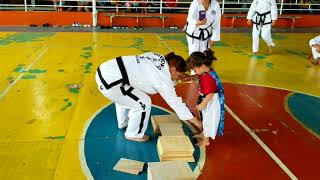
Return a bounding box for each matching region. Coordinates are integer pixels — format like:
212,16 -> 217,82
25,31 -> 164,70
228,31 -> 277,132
224,83 -> 320,179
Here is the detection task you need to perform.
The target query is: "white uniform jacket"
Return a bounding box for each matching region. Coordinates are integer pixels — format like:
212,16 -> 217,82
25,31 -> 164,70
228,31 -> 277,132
98,52 -> 194,121
186,0 -> 221,41
310,35 -> 320,47
247,0 -> 278,26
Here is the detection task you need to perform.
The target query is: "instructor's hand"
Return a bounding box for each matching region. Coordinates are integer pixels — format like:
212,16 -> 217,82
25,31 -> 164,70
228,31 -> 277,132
247,19 -> 252,26
189,117 -> 202,131
272,20 -> 276,26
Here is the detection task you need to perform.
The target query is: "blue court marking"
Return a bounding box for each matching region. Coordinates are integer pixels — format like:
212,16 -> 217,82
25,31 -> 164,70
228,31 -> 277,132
84,103 -> 200,179
287,93 -> 320,136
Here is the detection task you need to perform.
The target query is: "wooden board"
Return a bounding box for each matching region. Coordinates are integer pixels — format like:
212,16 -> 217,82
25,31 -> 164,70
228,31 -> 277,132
158,123 -> 185,136
157,142 -> 193,156
157,142 -> 195,162
113,158 -> 145,175
148,161 -> 195,180
158,136 -> 194,153
151,114 -> 181,134
159,156 -> 195,162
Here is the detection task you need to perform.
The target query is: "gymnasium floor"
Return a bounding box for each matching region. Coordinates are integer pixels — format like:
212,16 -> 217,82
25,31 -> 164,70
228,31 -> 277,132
0,31 -> 319,179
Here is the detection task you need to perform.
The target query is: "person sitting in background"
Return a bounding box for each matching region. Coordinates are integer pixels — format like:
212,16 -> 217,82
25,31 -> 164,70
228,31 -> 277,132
77,0 -> 90,12
53,0 -> 64,11
164,0 -> 178,13
309,35 -> 320,65
126,0 -> 147,13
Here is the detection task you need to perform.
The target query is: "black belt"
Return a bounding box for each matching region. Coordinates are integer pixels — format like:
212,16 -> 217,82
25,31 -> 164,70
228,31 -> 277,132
252,11 -> 272,30
185,21 -> 214,41
197,90 -> 218,104
97,56 -> 130,90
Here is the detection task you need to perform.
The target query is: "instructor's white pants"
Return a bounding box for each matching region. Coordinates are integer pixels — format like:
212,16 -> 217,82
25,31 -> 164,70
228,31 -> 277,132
96,73 -> 151,138
311,47 -> 320,59
252,24 -> 275,53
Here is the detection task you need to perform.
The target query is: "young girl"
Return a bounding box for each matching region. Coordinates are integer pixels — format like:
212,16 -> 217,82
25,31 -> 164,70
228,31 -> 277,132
186,49 -> 225,147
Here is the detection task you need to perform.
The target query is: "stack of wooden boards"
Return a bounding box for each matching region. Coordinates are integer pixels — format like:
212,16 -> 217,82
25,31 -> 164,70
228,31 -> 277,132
113,114 -> 196,179
151,114 -> 195,162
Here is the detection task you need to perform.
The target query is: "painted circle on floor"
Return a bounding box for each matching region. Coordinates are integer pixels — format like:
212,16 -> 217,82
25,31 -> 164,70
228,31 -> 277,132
81,103 -> 200,179
287,92 -> 320,136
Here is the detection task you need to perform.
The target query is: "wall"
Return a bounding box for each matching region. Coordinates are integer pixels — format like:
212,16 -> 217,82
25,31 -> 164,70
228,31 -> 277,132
0,11 -> 319,28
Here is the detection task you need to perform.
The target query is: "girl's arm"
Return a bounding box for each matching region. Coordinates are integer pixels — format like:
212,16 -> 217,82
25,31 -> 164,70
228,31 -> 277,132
196,93 -> 214,111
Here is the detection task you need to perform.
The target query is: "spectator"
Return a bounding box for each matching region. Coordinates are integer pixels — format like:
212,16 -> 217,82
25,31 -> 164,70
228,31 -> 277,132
78,0 -> 90,12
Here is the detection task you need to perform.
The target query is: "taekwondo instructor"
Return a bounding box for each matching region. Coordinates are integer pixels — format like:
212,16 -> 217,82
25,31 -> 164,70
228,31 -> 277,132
95,52 -> 201,142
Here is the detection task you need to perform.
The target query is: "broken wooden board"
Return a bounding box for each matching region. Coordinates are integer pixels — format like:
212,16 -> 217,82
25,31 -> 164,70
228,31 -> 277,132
113,158 -> 144,175
151,114 -> 182,134
158,123 -> 185,136
148,161 -> 195,180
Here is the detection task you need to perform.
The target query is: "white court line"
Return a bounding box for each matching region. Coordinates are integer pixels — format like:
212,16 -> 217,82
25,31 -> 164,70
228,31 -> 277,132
0,47 -> 48,100
225,104 -> 298,180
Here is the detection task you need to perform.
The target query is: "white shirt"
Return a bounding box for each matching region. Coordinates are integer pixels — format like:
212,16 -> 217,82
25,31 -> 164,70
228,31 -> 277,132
186,0 -> 221,41
310,35 -> 320,47
99,52 -> 194,121
247,0 -> 278,21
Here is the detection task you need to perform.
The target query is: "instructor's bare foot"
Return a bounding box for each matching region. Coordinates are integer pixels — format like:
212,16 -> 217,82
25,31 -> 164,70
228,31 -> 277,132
126,135 -> 150,142
311,58 -> 320,65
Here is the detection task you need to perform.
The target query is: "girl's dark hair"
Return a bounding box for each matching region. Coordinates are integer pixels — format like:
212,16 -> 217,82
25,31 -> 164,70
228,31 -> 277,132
187,49 -> 217,69
165,52 -> 187,72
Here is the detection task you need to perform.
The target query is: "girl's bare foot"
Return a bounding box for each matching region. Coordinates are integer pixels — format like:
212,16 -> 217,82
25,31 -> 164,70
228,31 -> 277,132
126,135 -> 150,142
192,133 -> 204,139
196,139 -> 210,147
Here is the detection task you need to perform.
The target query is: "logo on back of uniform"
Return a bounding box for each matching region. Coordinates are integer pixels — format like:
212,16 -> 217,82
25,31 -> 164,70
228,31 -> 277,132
152,53 -> 165,70
136,53 -> 165,70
